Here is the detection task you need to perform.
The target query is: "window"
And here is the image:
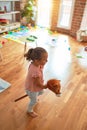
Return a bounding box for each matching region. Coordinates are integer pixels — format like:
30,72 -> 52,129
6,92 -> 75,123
57,0 -> 75,29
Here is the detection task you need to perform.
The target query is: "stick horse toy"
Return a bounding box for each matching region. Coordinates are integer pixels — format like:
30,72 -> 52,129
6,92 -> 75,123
14,79 -> 61,102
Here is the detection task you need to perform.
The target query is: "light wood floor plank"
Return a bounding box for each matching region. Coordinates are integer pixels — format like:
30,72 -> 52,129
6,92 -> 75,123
0,33 -> 87,130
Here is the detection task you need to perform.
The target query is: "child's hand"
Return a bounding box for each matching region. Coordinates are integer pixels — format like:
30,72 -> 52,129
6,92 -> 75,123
43,84 -> 47,89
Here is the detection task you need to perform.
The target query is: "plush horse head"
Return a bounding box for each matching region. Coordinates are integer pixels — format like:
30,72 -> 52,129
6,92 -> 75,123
46,79 -> 61,96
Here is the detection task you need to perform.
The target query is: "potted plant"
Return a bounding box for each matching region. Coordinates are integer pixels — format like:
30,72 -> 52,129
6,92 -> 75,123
21,0 -> 37,26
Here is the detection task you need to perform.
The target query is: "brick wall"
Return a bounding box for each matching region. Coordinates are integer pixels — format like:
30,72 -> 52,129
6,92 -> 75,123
51,0 -> 86,38
70,0 -> 86,37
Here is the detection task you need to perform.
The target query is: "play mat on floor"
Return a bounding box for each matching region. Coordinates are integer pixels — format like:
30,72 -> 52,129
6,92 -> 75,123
2,26 -> 32,44
2,26 -> 57,46
0,78 -> 11,93
2,26 -> 47,44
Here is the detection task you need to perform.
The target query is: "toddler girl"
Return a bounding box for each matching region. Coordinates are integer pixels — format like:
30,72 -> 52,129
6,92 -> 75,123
24,47 -> 48,117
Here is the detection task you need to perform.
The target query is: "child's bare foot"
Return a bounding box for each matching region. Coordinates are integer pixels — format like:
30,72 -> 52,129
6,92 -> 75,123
27,111 -> 38,118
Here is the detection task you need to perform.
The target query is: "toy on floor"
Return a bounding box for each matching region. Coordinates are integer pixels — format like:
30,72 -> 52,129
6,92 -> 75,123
75,53 -> 84,59
0,39 -> 7,61
26,35 -> 38,42
0,41 -> 4,45
68,47 -> 70,51
84,46 -> 87,51
0,43 -> 2,48
47,28 -> 53,35
76,55 -> 83,58
26,37 -> 35,42
0,39 -> 7,47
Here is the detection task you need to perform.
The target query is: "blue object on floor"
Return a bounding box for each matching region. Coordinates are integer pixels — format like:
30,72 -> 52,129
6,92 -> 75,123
0,78 -> 11,93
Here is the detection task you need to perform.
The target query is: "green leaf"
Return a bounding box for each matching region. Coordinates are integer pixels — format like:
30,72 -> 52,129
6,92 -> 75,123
27,7 -> 33,11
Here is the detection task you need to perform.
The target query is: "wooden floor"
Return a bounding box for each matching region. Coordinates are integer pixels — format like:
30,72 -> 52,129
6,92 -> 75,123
0,32 -> 87,130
